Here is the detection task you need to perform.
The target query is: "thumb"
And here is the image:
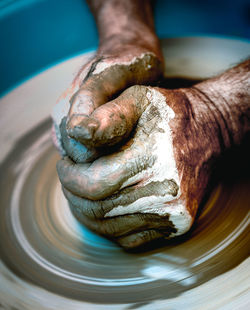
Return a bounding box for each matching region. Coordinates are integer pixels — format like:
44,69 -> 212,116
66,53 -> 163,145
67,85 -> 151,148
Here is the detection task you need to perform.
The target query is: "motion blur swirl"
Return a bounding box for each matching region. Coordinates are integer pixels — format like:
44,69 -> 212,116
0,115 -> 249,306
0,38 -> 249,309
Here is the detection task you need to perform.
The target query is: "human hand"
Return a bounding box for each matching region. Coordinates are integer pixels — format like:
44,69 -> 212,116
51,39 -> 164,161
56,84 -> 226,249
51,0 -> 164,160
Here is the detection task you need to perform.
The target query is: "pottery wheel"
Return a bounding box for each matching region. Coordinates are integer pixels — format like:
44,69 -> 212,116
0,38 -> 249,309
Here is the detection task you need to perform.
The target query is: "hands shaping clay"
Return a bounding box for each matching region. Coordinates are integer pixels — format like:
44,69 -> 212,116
55,85 -> 194,243
53,56 -> 250,249
52,51 -> 163,157
51,0 -> 250,250
52,79 -> 211,248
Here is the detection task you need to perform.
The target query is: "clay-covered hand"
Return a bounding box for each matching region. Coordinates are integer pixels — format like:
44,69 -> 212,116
51,0 -> 164,161
57,85 -> 225,249
51,43 -> 164,161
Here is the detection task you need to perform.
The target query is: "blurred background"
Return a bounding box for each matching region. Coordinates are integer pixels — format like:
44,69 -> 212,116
0,0 -> 249,96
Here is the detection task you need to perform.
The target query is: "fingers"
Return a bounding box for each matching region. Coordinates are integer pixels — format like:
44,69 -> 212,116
67,53 -> 162,146
117,230 -> 164,249
62,187 -> 114,219
63,178 -> 179,220
57,139 -> 149,199
57,115 -> 153,199
57,157 -> 120,200
63,181 -> 178,249
67,199 -> 173,241
59,117 -> 98,163
67,85 -> 150,148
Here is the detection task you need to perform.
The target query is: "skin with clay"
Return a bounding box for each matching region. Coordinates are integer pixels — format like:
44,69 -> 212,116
52,0 -> 250,249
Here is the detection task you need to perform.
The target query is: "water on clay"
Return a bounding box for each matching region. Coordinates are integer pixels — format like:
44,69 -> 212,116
0,38 -> 249,309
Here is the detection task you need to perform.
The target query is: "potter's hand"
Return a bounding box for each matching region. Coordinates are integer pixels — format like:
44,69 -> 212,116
57,85 -> 190,249
51,0 -> 163,160
57,61 -> 250,249
52,49 -> 163,160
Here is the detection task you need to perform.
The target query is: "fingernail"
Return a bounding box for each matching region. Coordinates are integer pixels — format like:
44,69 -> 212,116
66,114 -> 99,142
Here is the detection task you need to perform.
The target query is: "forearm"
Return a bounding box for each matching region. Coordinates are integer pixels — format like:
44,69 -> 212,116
186,60 -> 250,149
86,0 -> 163,60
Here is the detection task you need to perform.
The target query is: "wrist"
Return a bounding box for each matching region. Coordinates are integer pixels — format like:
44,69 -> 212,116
87,0 -> 163,61
97,30 -> 163,62
88,0 -> 155,36
178,87 -> 225,159
184,60 -> 250,150
183,85 -> 246,153
195,83 -> 249,148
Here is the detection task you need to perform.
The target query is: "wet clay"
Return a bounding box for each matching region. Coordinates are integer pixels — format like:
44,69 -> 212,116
0,118 -> 249,304
1,35 -> 250,306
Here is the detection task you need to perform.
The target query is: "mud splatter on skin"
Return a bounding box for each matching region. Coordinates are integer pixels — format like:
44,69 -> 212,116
56,56 -> 250,248
66,53 -> 163,146
62,179 -> 178,220
52,52 -> 163,158
69,204 -> 177,241
91,53 -> 159,76
58,86 -> 195,241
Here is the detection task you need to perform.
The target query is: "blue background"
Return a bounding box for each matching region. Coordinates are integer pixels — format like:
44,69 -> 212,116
0,0 -> 250,96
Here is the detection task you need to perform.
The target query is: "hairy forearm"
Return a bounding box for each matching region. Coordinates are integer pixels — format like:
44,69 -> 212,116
86,0 -> 162,59
186,60 -> 250,149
